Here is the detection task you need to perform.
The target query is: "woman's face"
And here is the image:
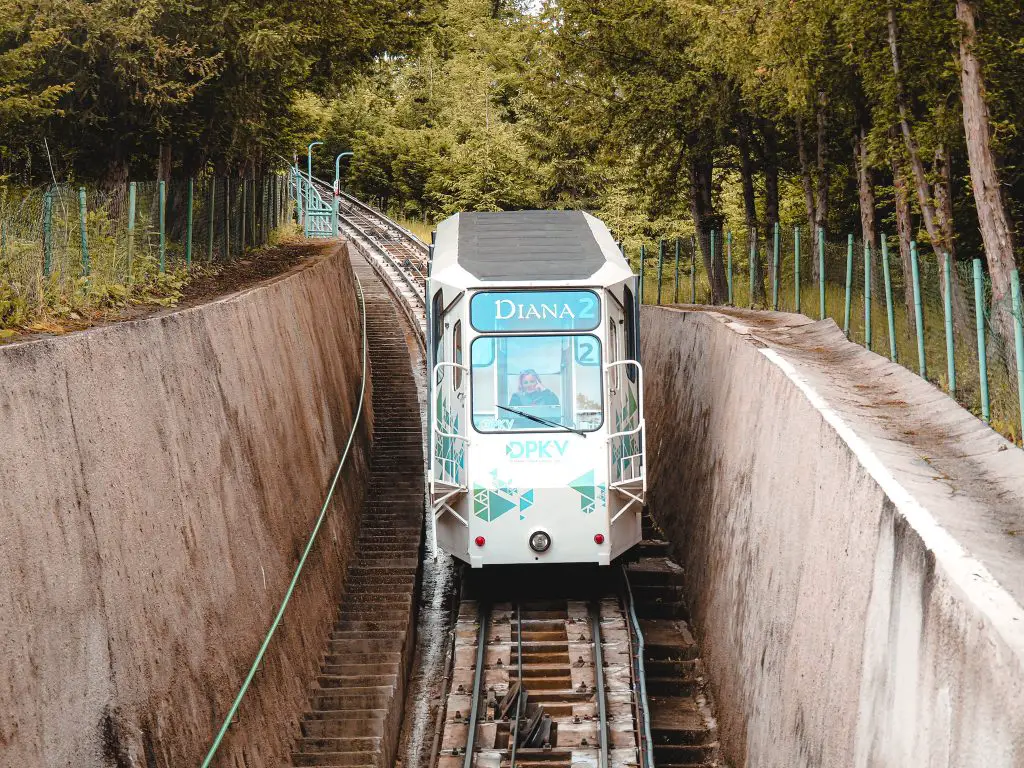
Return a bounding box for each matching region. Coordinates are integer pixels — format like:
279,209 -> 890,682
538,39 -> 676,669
520,373 -> 541,393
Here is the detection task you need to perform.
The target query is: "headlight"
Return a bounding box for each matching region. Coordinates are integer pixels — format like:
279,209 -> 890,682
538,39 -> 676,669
529,530 -> 551,553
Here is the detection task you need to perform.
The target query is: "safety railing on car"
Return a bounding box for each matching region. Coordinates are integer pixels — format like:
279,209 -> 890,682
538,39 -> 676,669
605,359 -> 647,519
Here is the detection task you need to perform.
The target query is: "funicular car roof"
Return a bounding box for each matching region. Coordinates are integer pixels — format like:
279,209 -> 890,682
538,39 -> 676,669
432,210 -> 629,284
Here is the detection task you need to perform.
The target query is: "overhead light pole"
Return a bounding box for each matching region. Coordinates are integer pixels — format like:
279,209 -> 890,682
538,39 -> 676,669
332,151 -> 354,238
334,151 -> 354,195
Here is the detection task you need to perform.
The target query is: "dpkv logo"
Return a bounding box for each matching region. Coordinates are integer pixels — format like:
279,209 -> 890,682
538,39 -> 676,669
506,439 -> 569,461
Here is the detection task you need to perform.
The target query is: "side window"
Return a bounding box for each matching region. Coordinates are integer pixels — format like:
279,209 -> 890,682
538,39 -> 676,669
609,316 -> 620,390
453,320 -> 463,388
432,290 -> 444,383
623,285 -> 637,382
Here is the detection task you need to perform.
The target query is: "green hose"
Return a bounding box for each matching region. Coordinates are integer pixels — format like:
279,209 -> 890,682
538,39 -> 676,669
200,270 -> 369,767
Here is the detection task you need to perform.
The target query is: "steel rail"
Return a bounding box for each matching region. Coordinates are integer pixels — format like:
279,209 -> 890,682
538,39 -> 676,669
303,173 -> 428,310
591,601 -> 610,768
509,602 -> 524,767
339,212 -> 425,305
199,271 -> 369,768
462,604 -> 490,768
622,566 -> 655,768
336,187 -> 429,256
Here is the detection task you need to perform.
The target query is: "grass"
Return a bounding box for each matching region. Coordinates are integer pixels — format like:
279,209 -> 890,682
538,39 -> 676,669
638,250 -> 1024,447
0,181 -> 295,338
391,214 -> 433,244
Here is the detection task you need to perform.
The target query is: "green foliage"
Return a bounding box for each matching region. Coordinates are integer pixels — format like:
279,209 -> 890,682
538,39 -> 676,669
0,0 -> 437,181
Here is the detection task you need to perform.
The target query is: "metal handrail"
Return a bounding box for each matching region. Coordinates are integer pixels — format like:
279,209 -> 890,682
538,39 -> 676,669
604,360 -> 645,440
431,362 -> 470,441
200,271 -> 369,768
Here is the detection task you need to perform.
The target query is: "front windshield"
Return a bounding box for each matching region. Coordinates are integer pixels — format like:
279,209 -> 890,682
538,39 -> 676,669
471,334 -> 603,433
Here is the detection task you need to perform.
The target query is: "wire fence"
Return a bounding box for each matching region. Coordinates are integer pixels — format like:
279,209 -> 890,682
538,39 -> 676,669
634,227 -> 1024,447
0,174 -> 294,330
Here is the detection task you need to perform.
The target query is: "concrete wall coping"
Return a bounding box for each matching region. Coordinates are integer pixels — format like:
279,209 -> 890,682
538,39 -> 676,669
672,306 -> 1024,661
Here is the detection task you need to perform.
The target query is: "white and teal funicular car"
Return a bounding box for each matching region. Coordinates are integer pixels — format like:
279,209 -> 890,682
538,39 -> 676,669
427,210 -> 646,567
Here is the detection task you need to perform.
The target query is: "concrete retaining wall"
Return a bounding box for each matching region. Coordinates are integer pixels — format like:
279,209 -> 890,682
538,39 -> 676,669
0,245 -> 372,767
641,306 -> 1024,768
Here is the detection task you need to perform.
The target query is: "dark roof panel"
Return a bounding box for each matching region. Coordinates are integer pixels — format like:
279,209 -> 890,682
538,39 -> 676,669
456,210 -> 605,280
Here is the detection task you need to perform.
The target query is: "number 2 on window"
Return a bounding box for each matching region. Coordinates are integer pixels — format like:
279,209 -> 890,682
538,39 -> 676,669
575,338 -> 597,365
577,294 -> 597,320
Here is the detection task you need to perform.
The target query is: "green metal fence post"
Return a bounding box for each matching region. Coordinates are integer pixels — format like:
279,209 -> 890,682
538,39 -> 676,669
1010,270 -> 1024,442
224,177 -> 231,261
818,227 -> 826,320
657,239 -> 665,305
943,253 -> 957,395
973,259 -> 990,422
126,182 -> 136,282
864,241 -> 872,350
42,191 -> 53,277
158,180 -> 167,273
794,226 -> 801,313
690,236 -> 696,303
726,231 -> 733,304
186,178 -> 194,268
673,238 -> 680,303
78,187 -> 90,280
772,222 -> 780,310
208,178 -> 216,262
881,234 -> 897,362
639,244 -> 646,305
843,234 -> 854,337
332,193 -> 340,238
911,241 -> 927,378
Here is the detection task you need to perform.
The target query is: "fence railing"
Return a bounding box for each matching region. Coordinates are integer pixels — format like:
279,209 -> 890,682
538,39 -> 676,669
634,227 -> 1024,447
0,174 -> 294,331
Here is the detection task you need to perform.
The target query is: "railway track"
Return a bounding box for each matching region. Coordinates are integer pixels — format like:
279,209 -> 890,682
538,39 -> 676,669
301,187 -> 721,768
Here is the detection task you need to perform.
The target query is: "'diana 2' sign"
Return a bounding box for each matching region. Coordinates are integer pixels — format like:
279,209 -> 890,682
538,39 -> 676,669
471,290 -> 599,332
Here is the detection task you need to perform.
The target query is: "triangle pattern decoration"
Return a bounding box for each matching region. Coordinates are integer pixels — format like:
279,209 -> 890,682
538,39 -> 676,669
487,491 -> 517,522
570,470 -> 596,514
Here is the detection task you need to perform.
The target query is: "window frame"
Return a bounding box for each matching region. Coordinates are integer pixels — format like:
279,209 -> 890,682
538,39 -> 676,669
469,288 -> 602,334
468,332 -> 605,435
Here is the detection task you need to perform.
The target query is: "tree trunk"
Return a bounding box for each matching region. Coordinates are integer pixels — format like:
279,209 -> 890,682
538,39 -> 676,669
100,156 -> 130,218
690,157 -> 726,304
934,144 -> 974,335
737,119 -> 765,305
957,0 -> 1020,362
763,124 -> 780,232
796,118 -> 817,245
813,92 -> 829,282
892,151 -> 916,317
158,143 -> 172,182
855,126 -> 881,298
888,6 -> 972,337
